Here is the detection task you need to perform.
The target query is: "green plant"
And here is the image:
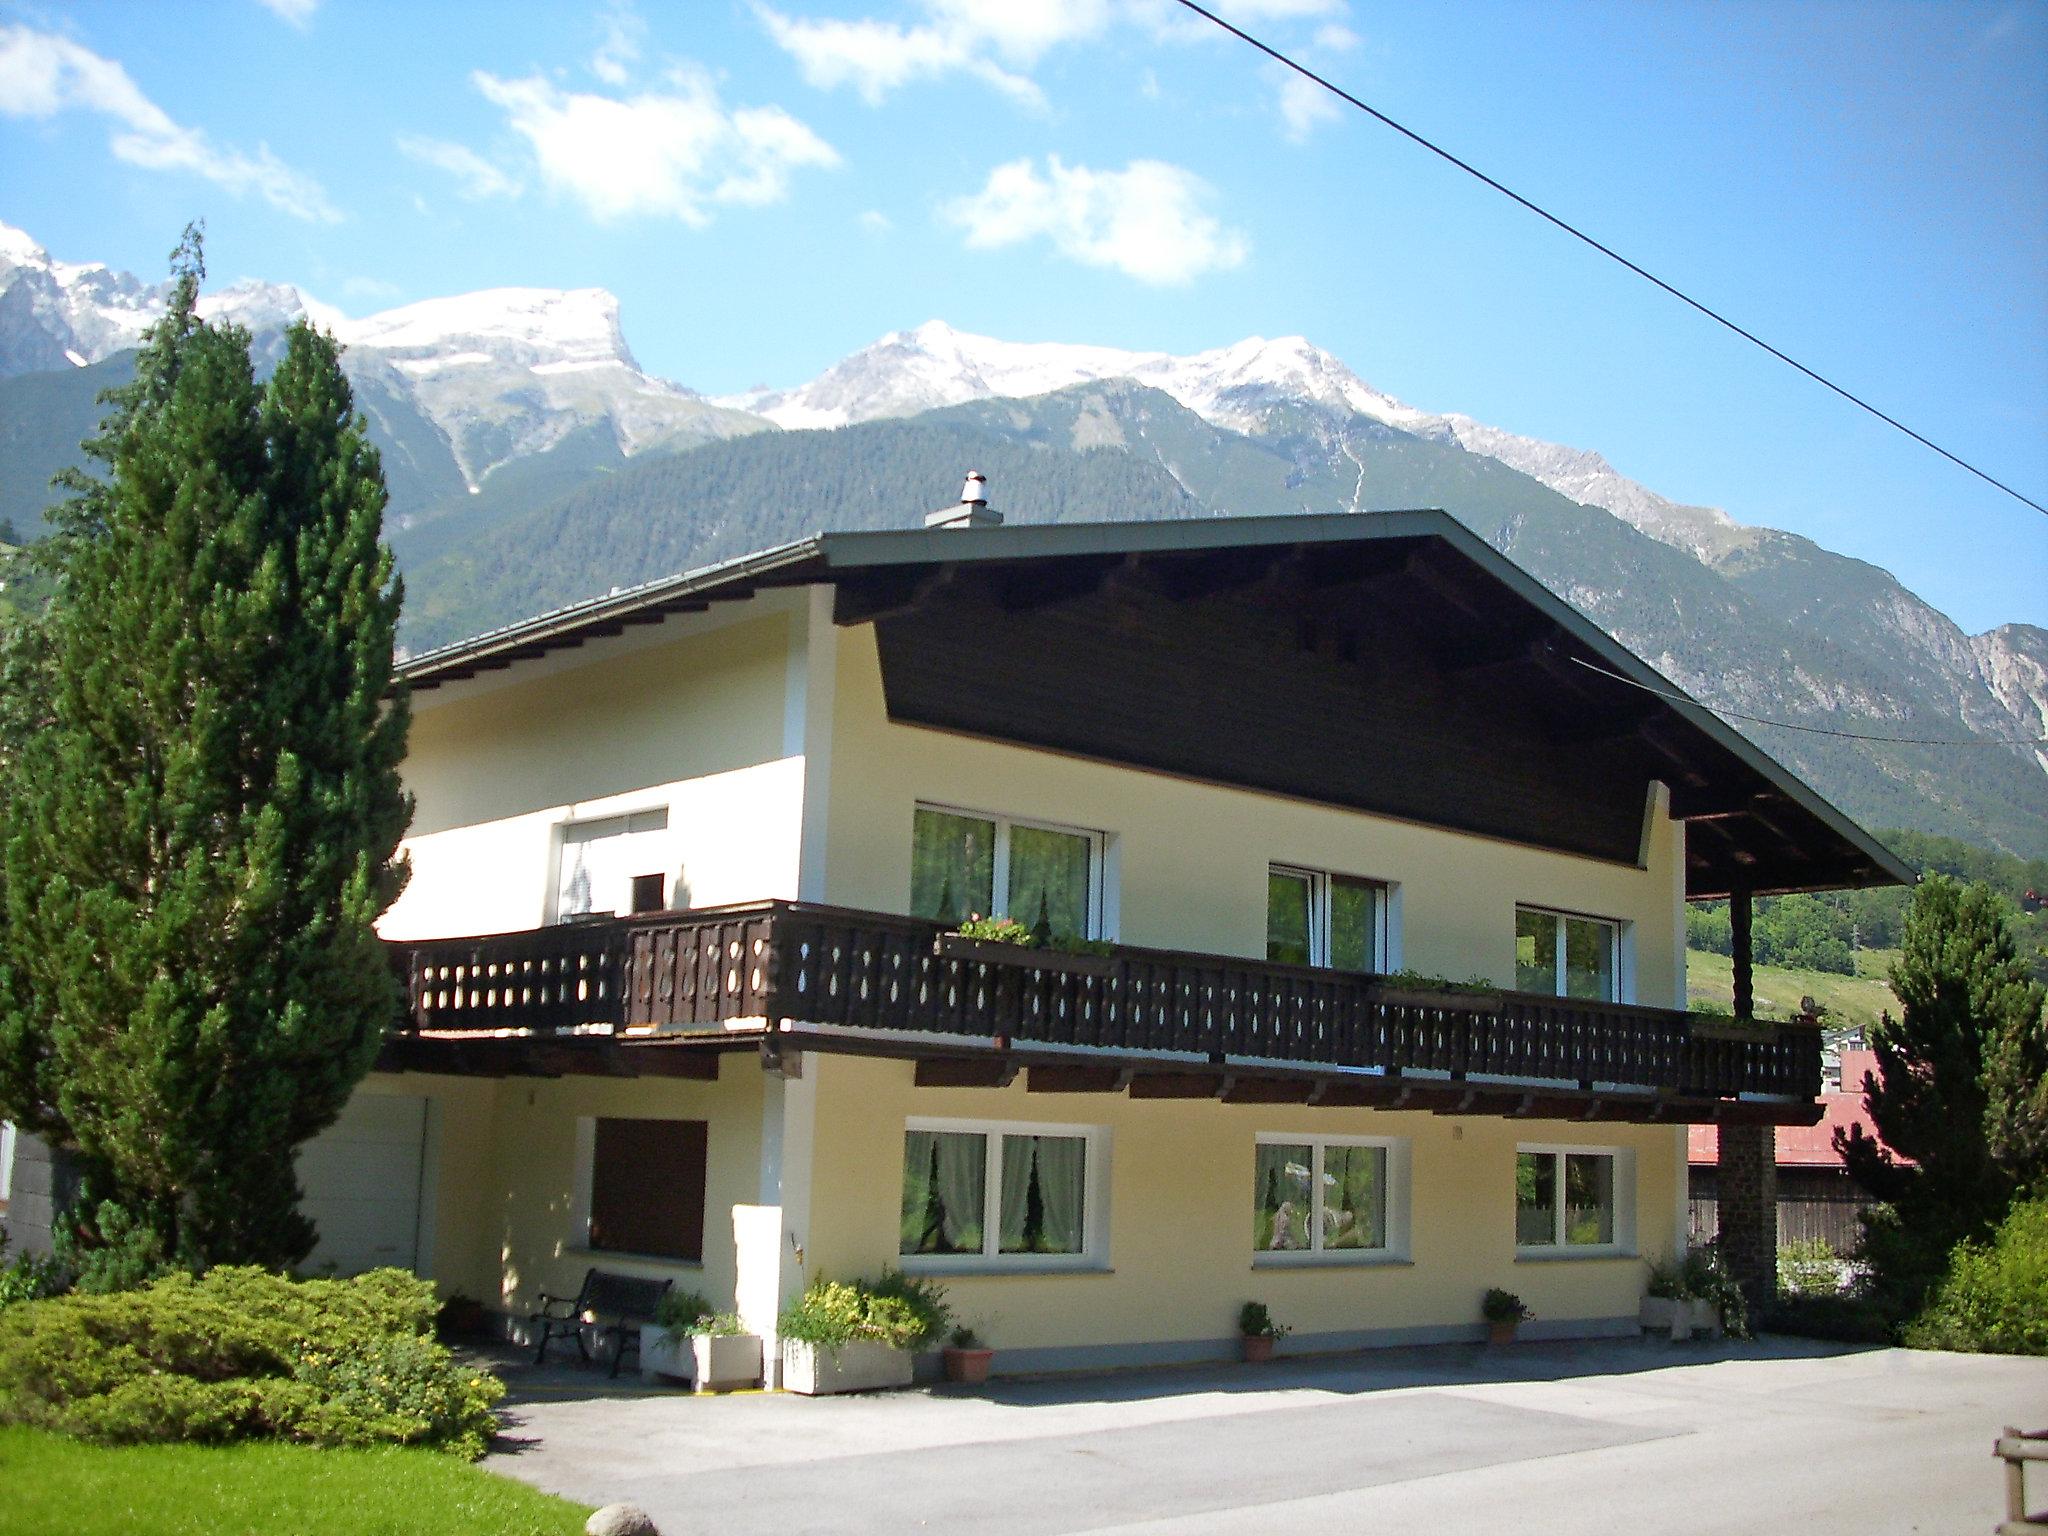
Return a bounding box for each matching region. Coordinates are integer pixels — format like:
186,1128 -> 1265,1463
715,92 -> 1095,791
653,1289 -> 714,1331
0,1265 -> 502,1457
947,1325 -> 985,1350
0,1235 -> 66,1308
1237,1302 -> 1289,1339
1777,1238 -> 1844,1299
1647,1243 -> 1753,1339
778,1273 -> 951,1352
954,916 -> 1036,946
686,1312 -> 745,1338
1904,1198 -> 2048,1356
1481,1288 -> 1532,1325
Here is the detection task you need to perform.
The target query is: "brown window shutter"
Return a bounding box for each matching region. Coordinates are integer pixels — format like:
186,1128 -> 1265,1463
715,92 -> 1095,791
589,1117 -> 707,1262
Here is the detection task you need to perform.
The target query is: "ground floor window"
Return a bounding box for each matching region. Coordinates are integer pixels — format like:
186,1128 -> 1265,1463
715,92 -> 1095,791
1515,907 -> 1622,1000
900,1118 -> 1106,1271
1254,1133 -> 1408,1262
911,804 -> 1106,939
1266,866 -> 1386,972
583,1116 -> 707,1262
1516,1144 -> 1632,1253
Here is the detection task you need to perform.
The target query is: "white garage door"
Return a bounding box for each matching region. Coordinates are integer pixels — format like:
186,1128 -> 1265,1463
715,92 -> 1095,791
298,1095 -> 428,1276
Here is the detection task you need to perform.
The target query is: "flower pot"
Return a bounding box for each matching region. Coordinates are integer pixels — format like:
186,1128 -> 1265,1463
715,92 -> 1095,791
1240,1333 -> 1277,1363
1486,1321 -> 1519,1346
639,1325 -> 691,1383
691,1332 -> 762,1393
935,934 -> 1119,977
1639,1296 -> 1689,1341
781,1339 -> 914,1396
943,1346 -> 995,1385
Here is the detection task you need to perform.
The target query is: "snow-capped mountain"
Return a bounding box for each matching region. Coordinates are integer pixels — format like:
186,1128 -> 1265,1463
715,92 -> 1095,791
0,222 -> 763,492
720,320 -> 1745,555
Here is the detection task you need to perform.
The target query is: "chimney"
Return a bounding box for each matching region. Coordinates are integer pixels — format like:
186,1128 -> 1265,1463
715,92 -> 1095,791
925,470 -> 1004,530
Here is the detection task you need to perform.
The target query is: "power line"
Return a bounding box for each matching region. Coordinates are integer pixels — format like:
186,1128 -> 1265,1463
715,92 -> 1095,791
1172,0 -> 2048,520
1569,656 -> 2048,747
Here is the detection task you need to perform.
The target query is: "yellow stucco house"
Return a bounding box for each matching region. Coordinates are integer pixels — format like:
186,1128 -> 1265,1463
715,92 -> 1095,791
321,497 -> 1905,1380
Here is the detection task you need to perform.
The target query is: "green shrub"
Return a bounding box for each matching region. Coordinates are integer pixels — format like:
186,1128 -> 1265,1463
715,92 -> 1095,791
654,1289 -> 715,1330
1481,1288 -> 1531,1324
1904,1199 -> 2048,1356
1237,1302 -> 1288,1339
779,1271 -> 951,1351
0,1266 -> 503,1456
1644,1243 -> 1751,1338
0,1239 -> 66,1309
1777,1238 -> 1844,1299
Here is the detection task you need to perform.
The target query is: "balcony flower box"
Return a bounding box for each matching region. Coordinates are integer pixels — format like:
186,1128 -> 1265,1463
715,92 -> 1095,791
935,934 -> 1119,978
692,1332 -> 763,1392
781,1339 -> 914,1396
1369,981 -> 1498,1014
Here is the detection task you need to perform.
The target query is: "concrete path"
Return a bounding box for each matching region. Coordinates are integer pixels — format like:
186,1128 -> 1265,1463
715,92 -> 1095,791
484,1337 -> 2047,1535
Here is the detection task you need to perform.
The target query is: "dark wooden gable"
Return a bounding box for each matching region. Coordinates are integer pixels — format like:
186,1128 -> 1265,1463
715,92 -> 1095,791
862,542 -> 1659,866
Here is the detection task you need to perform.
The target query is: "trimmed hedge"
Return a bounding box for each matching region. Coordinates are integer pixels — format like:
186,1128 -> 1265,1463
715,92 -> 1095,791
0,1267 -> 503,1457
1905,1199 -> 2048,1357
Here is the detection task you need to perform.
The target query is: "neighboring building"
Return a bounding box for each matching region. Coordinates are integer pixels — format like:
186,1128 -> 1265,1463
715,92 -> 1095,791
6,500 -> 1910,1374
1689,1048 -> 1895,1252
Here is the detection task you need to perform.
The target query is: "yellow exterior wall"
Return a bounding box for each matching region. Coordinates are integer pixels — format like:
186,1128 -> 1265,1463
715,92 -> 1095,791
824,624 -> 1684,1006
349,1067 -> 766,1316
383,609 -> 801,940
805,1054 -> 1678,1352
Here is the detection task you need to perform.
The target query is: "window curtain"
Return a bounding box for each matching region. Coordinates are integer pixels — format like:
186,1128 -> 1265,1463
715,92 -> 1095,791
901,1130 -> 987,1254
999,1134 -> 1086,1253
1256,1141 -> 1312,1250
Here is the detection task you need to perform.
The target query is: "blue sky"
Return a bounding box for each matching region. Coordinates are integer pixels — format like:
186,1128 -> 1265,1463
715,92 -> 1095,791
3,0 -> 2044,632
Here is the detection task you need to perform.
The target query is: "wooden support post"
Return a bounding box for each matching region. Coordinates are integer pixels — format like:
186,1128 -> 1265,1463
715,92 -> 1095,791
1730,885 -> 1754,1024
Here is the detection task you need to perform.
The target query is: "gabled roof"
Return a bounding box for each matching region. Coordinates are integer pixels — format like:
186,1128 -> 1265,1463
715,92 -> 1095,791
400,510 -> 1912,899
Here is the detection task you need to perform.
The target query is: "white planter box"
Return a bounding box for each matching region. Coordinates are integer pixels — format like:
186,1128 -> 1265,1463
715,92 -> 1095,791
640,1325 -> 692,1384
692,1333 -> 763,1393
781,1339 -> 914,1396
1640,1296 -> 1723,1341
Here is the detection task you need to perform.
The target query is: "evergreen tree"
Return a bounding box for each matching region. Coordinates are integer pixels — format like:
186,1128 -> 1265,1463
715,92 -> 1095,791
0,226 -> 411,1272
1837,876 -> 2046,1311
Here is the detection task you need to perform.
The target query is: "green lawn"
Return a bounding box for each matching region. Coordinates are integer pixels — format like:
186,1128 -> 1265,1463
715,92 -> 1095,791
1686,946 -> 1900,1032
0,1428 -> 590,1536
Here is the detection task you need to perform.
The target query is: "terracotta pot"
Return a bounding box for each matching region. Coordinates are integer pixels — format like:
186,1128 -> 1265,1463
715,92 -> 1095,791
1487,1321 -> 1519,1345
943,1346 -> 995,1385
1241,1333 -> 1276,1363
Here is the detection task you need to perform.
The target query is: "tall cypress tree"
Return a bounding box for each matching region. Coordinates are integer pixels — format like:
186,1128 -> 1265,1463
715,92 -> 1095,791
1837,875 -> 2046,1311
0,226 -> 411,1271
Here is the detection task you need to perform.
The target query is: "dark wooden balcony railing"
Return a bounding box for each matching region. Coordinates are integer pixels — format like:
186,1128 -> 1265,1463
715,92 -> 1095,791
389,900 -> 1820,1103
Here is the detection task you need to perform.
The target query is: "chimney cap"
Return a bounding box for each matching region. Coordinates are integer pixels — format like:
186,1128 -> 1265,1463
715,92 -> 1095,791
925,469 -> 1003,530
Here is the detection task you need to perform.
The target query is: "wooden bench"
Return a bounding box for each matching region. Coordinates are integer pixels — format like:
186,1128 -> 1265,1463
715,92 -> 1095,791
531,1269 -> 674,1378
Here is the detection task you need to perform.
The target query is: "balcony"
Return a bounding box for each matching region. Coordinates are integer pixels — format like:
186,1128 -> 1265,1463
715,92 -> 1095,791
384,901 -> 1821,1123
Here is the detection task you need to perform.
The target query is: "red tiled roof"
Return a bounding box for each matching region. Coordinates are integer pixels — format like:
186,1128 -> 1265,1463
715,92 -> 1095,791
1689,1050 -> 1905,1167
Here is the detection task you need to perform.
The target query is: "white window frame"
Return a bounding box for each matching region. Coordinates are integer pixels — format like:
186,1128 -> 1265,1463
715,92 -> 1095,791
900,1115 -> 1112,1275
1515,905 -> 1630,1003
1268,864 -> 1390,972
1253,1131 -> 1411,1266
1513,1141 -> 1636,1258
549,806 -> 670,924
916,803 -> 1110,940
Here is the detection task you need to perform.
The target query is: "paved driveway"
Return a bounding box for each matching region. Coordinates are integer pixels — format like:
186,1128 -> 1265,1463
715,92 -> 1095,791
485,1337 -> 2045,1535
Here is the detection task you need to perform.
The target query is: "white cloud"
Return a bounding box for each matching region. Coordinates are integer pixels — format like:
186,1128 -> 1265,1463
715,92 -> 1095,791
1313,22 -> 1359,50
397,133 -> 522,199
342,274 -> 401,302
0,24 -> 340,221
1275,69 -> 1339,142
859,209 -> 893,234
756,0 -> 1114,109
945,154 -> 1247,286
472,66 -> 838,224
255,0 -> 318,26
591,2 -> 645,86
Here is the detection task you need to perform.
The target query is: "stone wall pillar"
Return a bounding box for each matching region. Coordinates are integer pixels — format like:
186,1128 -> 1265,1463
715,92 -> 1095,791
0,1132 -> 78,1259
1718,1122 -> 1777,1307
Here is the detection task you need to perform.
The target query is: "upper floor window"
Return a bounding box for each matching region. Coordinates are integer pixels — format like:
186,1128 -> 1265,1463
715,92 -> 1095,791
555,808 -> 669,921
1515,907 -> 1618,1000
1267,866 -> 1384,972
911,805 -> 1105,939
